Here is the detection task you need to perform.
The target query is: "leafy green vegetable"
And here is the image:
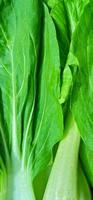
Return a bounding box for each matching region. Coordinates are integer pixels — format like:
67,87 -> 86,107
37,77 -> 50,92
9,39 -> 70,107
0,0 -> 93,199
27,4 -> 63,179
0,1 -> 63,199
50,1 -> 70,68
0,0 -> 42,199
71,2 -> 93,150
42,1 -> 93,199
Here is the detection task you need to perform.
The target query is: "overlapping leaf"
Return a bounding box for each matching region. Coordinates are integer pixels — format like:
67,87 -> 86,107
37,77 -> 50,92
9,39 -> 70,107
28,4 -> 63,179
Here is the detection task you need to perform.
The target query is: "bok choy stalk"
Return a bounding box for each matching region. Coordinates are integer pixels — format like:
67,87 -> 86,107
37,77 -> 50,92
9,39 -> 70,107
0,0 -> 93,199
43,116 -> 80,200
0,0 -> 42,199
42,1 -> 93,199
0,1 -> 63,199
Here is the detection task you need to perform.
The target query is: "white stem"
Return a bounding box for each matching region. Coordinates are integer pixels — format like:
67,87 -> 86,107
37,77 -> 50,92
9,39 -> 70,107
43,120 -> 80,200
7,166 -> 36,200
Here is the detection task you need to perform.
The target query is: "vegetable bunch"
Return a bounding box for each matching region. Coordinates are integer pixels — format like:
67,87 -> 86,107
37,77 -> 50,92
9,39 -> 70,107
0,0 -> 93,199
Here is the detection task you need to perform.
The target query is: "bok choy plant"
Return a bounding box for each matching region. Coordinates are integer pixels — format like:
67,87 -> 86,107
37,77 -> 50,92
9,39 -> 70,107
0,0 -> 93,200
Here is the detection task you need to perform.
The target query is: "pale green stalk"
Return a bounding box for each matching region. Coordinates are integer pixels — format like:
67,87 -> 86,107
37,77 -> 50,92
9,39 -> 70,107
43,118 -> 80,200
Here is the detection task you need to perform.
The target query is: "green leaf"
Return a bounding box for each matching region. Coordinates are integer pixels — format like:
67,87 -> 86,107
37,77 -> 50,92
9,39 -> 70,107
27,4 -> 63,179
33,167 -> 51,200
80,141 -> 93,186
50,1 -> 70,68
71,2 -> 93,150
0,157 -> 7,200
50,0 -> 89,68
50,0 -> 87,106
78,164 -> 92,200
43,0 -> 58,8
0,0 -> 42,163
64,0 -> 89,33
59,66 -> 72,104
0,0 -> 42,199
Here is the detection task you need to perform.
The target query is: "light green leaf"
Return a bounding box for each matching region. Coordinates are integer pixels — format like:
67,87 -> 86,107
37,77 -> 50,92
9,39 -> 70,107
59,66 -> 72,104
